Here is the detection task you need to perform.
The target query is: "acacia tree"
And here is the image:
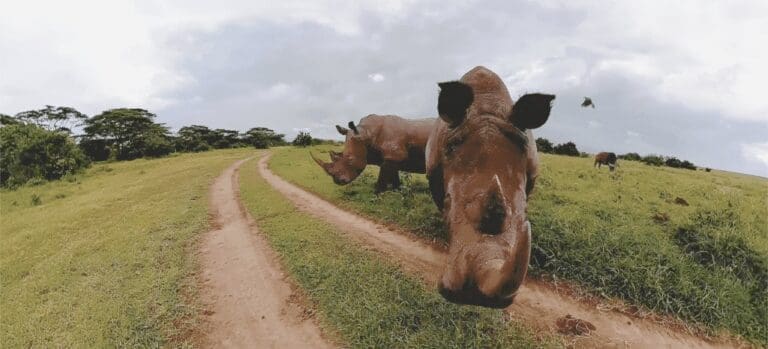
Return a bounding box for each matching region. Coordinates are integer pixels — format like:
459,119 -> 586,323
82,108 -> 173,160
176,125 -> 213,152
245,127 -> 285,149
14,106 -> 87,133
292,131 -> 313,147
210,129 -> 244,148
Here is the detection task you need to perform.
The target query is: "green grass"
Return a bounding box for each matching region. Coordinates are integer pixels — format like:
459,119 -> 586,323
270,145 -> 768,344
238,156 -> 558,348
0,149 -> 253,347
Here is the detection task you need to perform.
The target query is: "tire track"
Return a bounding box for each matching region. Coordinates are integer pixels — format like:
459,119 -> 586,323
197,158 -> 332,348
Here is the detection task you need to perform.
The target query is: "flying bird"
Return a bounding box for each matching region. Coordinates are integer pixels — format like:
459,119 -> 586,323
581,97 -> 595,108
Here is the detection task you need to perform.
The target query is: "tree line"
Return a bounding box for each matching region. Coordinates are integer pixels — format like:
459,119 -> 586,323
0,106 -> 317,188
535,137 -> 698,170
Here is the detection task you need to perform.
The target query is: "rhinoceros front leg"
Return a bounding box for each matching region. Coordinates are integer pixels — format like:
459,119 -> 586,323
391,169 -> 401,190
374,161 -> 398,194
374,165 -> 390,194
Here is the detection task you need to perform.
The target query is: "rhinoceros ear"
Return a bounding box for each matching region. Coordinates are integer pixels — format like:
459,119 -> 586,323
437,81 -> 473,127
510,93 -> 555,130
348,121 -> 359,135
336,125 -> 348,135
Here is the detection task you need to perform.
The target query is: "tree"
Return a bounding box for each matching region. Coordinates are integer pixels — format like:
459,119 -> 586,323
535,137 -> 553,153
245,127 -> 286,149
619,152 -> 641,161
176,125 -> 213,152
553,141 -> 580,157
641,154 -> 664,166
210,129 -> 244,149
82,108 -> 173,160
0,123 -> 89,187
680,160 -> 696,170
292,131 -> 313,147
1,113 -> 20,126
665,156 -> 696,170
14,105 -> 87,133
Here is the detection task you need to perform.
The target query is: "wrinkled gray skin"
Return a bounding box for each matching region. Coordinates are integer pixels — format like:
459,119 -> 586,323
426,66 -> 555,308
312,115 -> 435,194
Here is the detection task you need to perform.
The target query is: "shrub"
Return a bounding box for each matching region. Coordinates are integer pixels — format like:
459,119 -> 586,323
0,124 -> 90,187
30,194 -> 42,206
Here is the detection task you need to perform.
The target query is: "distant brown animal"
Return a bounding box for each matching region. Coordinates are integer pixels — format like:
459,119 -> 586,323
594,152 -> 617,171
312,115 -> 434,193
426,66 -> 555,308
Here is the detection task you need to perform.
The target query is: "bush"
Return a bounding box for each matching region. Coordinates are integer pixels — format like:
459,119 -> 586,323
0,124 -> 90,187
553,141 -> 580,157
535,137 -> 553,153
292,131 -> 313,147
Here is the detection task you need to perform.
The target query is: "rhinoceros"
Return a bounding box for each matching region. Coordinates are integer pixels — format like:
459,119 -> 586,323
426,66 -> 555,308
312,114 -> 435,193
594,152 -> 617,171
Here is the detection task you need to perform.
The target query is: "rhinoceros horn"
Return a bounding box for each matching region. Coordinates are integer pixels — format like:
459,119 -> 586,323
310,152 -> 334,176
329,151 -> 342,162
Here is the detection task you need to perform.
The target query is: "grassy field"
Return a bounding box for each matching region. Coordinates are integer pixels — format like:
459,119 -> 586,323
238,156 -> 558,348
270,145 -> 768,344
0,149 -> 252,347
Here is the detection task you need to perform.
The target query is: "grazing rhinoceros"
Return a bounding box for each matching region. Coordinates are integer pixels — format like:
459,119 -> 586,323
426,66 -> 555,308
594,152 -> 617,171
312,114 -> 435,193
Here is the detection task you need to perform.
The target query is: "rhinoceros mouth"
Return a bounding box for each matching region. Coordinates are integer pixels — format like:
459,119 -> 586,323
438,282 -> 516,308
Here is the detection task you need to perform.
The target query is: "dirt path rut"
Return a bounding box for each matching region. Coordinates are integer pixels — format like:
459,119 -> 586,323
198,158 -> 332,348
258,154 -> 741,349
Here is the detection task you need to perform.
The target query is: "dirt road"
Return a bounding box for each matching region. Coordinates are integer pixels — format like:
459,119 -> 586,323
198,158 -> 332,348
257,154 -> 740,349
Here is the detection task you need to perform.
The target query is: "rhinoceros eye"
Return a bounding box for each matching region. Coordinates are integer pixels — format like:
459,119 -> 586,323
446,137 -> 464,156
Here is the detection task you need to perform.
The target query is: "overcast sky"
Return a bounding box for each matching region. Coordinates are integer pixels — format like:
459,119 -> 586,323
1,0 -> 767,176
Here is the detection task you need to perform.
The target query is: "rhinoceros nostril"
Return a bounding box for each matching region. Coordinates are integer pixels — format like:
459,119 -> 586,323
479,191 -> 505,235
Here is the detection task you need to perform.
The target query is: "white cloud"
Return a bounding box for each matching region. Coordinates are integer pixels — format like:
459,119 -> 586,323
0,0 -> 421,115
562,1 -> 768,122
368,73 -> 386,82
741,142 -> 768,170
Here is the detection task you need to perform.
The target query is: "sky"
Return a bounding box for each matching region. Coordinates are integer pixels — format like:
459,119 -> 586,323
1,0 -> 767,176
